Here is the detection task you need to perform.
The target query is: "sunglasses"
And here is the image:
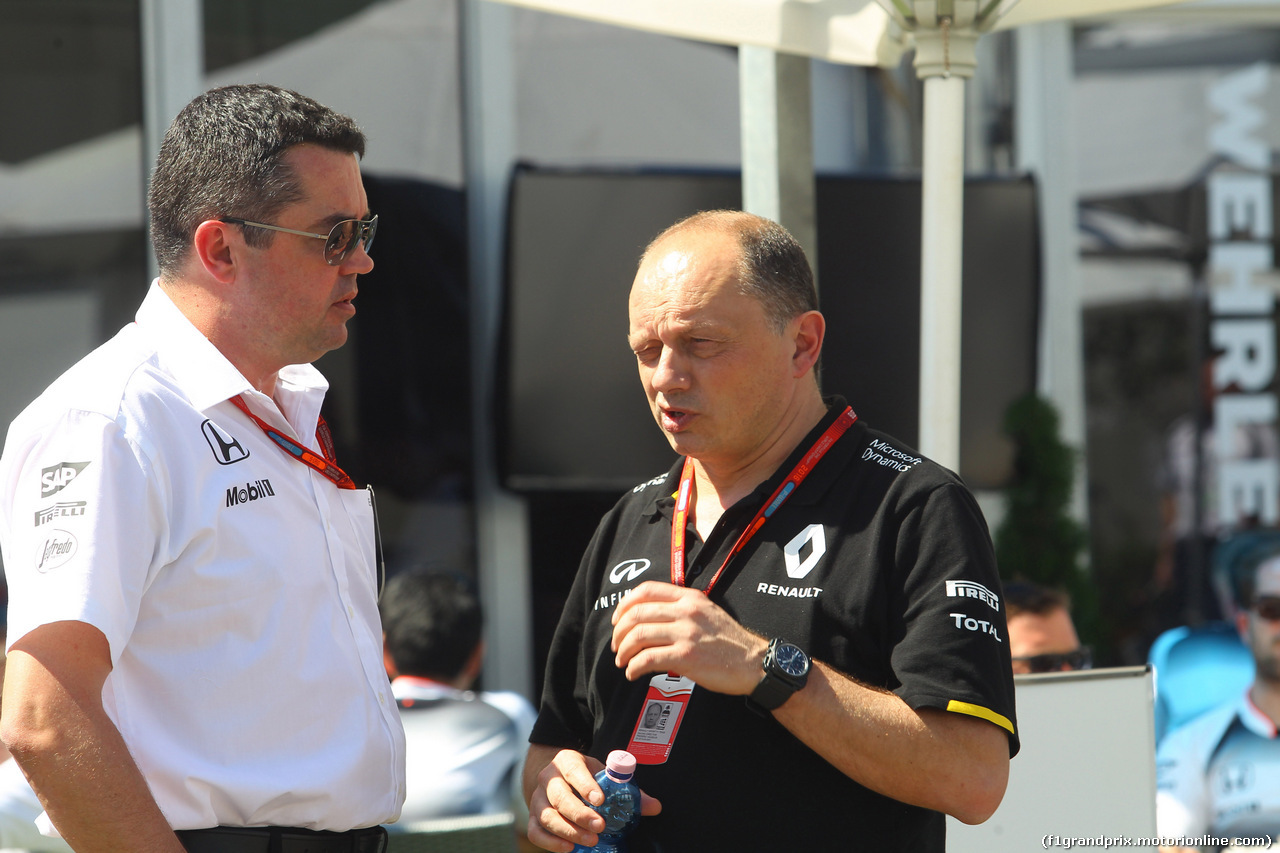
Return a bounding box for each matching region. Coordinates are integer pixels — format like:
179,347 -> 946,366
1252,596 -> 1280,621
1011,647 -> 1092,674
220,214 -> 378,265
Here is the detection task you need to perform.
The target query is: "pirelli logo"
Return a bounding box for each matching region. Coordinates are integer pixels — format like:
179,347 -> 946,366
35,501 -> 87,527
945,580 -> 1000,612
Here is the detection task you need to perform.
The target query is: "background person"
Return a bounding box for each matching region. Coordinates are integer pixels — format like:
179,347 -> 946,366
380,568 -> 536,845
0,83 -> 403,852
1004,582 -> 1092,675
1156,540 -> 1280,849
523,210 -> 1018,852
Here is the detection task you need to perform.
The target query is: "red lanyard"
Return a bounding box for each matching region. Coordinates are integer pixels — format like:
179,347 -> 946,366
671,406 -> 857,594
228,395 -> 357,490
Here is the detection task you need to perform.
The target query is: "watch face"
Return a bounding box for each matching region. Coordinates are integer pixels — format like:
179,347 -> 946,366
775,642 -> 809,677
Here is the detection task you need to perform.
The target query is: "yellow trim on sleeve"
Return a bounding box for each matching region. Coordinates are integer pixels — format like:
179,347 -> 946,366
946,699 -> 1015,735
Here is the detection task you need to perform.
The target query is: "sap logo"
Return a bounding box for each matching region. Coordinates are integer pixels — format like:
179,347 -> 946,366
35,530 -> 78,572
945,580 -> 1001,612
40,461 -> 90,498
609,558 -> 651,584
783,524 -> 826,579
34,501 -> 87,527
202,420 -> 250,465
948,612 -> 1002,642
226,479 -> 276,507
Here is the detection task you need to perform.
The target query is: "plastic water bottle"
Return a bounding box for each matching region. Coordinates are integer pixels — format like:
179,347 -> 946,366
571,750 -> 640,853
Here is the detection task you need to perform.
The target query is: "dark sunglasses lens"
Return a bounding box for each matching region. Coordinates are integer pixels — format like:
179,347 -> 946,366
325,221 -> 357,264
1025,648 -> 1091,674
1028,656 -> 1059,674
1255,597 -> 1280,621
324,218 -> 376,265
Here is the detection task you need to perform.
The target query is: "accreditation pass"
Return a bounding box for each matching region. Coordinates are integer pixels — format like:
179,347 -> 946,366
627,674 -> 695,765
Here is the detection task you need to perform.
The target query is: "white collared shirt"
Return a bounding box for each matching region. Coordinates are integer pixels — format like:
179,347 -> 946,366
0,282 -> 406,832
390,676 -> 534,825
1156,689 -> 1280,838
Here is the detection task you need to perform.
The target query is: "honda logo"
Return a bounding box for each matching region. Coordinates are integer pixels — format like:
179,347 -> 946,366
202,420 -> 249,465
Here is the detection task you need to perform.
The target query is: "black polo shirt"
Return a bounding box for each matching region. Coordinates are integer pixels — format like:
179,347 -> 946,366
532,399 -> 1018,851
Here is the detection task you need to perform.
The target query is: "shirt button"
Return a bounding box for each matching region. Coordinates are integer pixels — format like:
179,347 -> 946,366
347,605 -> 355,619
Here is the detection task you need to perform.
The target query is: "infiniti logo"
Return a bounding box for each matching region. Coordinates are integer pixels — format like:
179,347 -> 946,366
609,558 -> 652,584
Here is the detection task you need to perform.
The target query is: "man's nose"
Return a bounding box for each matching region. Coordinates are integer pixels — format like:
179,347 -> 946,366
650,347 -> 689,391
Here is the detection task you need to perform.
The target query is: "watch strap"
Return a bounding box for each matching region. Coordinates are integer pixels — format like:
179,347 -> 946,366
746,638 -> 809,714
747,670 -> 799,712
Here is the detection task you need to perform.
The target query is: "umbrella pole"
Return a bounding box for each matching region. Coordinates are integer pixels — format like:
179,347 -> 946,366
915,26 -> 976,473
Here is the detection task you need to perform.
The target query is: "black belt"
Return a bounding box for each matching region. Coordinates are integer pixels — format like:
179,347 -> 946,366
176,825 -> 387,853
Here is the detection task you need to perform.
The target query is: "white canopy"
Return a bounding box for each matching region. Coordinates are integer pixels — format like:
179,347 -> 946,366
487,0 -> 1189,68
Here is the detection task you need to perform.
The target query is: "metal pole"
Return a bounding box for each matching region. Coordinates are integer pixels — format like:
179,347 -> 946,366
917,71 -> 967,471
739,46 -> 819,280
140,0 -> 203,280
460,0 -> 534,698
912,21 -> 977,472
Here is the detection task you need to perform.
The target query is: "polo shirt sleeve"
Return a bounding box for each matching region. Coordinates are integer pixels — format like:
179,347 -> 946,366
886,480 -> 1019,756
530,510 -> 618,751
2,407 -> 161,664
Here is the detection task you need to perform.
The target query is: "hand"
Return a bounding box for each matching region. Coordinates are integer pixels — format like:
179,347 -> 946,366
527,748 -> 661,852
610,581 -> 769,694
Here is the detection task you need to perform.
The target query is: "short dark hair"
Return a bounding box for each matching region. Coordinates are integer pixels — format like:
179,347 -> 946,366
1225,537 -> 1280,610
380,569 -> 482,681
1003,581 -> 1071,620
642,210 -> 818,333
147,83 -> 366,277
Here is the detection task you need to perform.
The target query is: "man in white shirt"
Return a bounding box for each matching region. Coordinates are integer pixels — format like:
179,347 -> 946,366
380,569 -> 535,839
0,84 -> 405,853
1156,540 -> 1280,850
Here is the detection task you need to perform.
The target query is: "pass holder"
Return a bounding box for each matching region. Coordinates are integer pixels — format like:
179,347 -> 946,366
626,674 -> 695,765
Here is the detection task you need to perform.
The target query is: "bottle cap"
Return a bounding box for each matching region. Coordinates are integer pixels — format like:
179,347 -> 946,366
604,750 -> 636,782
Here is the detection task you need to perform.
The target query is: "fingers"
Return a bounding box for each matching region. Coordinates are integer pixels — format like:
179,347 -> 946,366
609,583 -> 767,692
527,750 -> 606,851
611,581 -> 686,626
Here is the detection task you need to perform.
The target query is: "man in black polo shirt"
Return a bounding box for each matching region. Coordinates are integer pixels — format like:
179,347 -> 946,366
523,210 -> 1018,851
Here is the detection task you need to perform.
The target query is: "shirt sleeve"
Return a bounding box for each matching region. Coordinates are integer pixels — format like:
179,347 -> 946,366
529,510 -> 618,751
1,407 -> 161,663
886,480 -> 1019,755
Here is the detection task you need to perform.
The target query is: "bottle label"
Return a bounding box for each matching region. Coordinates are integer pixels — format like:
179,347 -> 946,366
626,674 -> 694,764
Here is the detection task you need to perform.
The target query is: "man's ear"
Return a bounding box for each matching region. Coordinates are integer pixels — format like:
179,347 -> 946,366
791,310 -> 825,378
191,220 -> 239,284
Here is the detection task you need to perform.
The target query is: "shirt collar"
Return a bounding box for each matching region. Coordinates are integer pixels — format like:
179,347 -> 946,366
649,396 -> 861,519
1237,689 -> 1280,739
136,281 -> 329,434
391,675 -> 468,703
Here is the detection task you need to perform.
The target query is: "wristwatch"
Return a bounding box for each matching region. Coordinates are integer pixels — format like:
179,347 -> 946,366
747,638 -> 810,714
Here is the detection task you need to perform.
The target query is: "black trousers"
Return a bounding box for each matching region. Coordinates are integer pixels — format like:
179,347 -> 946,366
175,825 -> 387,853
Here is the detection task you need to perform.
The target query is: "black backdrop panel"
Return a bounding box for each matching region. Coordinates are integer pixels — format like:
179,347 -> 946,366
501,169 -> 1039,492
817,176 -> 1041,490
